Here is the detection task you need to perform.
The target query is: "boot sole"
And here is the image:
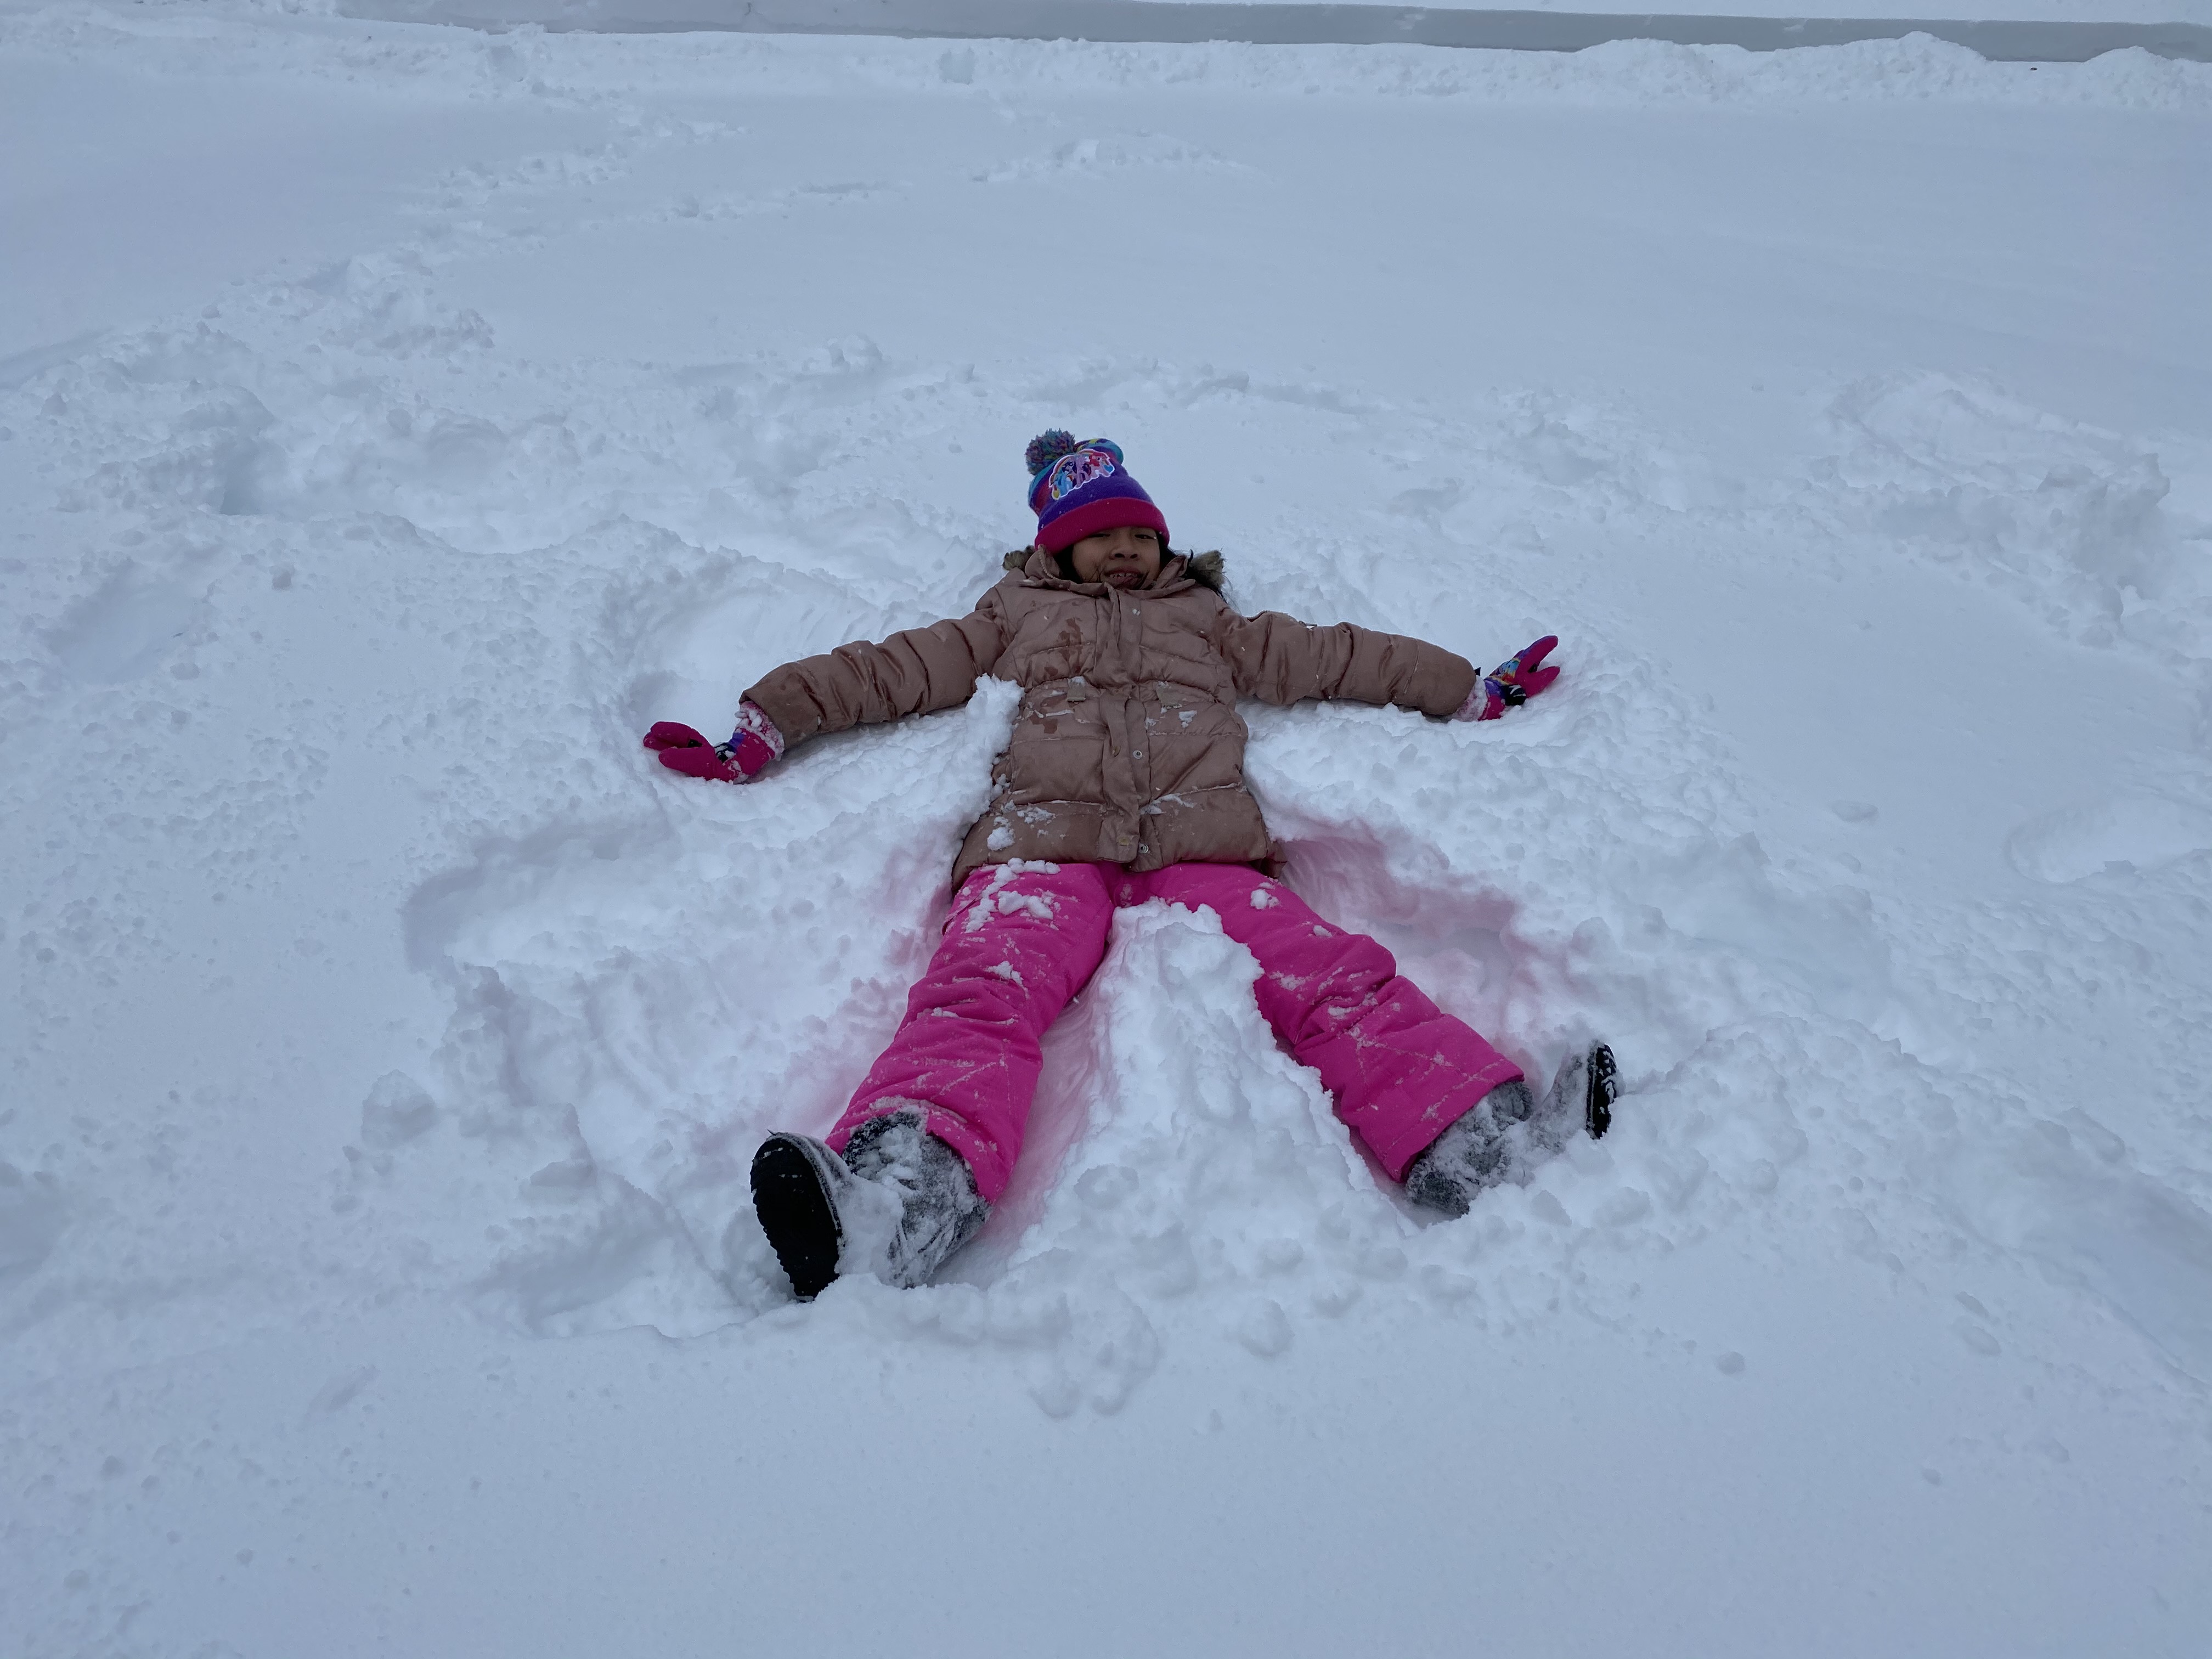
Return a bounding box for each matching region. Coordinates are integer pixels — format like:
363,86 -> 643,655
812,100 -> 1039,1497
1586,1043 -> 1618,1140
751,1135 -> 843,1301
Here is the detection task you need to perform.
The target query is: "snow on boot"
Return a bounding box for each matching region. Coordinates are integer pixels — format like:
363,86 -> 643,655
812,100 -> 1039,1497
748,1105 -> 988,1301
842,1107 -> 990,1288
1402,1077 -> 1539,1218
1402,1043 -> 1618,1217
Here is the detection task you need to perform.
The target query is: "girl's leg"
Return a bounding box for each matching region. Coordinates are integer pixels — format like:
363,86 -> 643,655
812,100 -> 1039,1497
1137,863 -> 1523,1181
829,862 -> 1114,1203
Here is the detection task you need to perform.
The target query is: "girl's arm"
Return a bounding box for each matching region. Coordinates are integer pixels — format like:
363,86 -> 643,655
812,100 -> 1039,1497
741,592 -> 1010,752
1213,607 -> 1480,718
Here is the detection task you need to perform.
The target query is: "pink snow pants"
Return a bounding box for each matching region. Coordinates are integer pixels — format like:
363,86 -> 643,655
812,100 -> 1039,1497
828,862 -> 1523,1202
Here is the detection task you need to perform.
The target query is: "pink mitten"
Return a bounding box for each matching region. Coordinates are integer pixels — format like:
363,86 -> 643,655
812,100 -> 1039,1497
644,703 -> 782,783
1459,636 -> 1561,722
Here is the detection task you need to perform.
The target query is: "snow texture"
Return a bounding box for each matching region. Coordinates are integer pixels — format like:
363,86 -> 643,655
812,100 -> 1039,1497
3,3 -> 2210,1655
344,0 -> 2212,52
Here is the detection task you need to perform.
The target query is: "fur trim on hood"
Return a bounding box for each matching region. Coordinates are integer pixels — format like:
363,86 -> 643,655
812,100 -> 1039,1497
1002,546 -> 1226,593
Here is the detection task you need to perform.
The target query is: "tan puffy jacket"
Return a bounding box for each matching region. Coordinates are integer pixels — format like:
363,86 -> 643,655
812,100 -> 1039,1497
744,549 -> 1479,888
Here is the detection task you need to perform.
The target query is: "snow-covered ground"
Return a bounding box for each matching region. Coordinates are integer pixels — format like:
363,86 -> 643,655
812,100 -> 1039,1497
354,0 -> 2212,40
349,0 -> 2212,49
5,4 -> 2211,1655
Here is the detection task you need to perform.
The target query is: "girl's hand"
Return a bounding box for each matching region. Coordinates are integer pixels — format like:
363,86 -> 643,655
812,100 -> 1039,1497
1458,636 -> 1560,722
644,706 -> 781,783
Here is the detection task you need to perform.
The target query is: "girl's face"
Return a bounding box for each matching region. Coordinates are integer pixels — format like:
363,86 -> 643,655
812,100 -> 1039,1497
1066,524 -> 1164,590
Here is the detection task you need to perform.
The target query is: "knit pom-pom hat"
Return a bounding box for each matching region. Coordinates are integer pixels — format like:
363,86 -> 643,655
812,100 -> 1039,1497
1024,430 -> 1170,554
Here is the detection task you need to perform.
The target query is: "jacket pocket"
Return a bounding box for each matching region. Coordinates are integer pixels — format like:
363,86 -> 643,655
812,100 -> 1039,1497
1006,683 -> 1111,800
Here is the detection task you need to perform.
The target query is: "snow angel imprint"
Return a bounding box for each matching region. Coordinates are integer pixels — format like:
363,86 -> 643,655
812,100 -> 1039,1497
645,430 -> 1617,1300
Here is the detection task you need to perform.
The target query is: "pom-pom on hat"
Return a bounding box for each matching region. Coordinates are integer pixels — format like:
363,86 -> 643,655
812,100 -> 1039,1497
1024,430 -> 1170,554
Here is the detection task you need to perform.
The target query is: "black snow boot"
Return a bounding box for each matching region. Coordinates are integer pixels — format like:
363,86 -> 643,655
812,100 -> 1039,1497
749,1104 -> 989,1301
1402,1042 -> 1618,1218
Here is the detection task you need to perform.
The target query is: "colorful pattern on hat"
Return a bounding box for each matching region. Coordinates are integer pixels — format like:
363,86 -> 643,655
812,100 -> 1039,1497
1024,430 -> 1170,554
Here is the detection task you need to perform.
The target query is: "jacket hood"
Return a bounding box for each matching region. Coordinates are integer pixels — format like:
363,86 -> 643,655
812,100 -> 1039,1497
1001,545 -> 1226,594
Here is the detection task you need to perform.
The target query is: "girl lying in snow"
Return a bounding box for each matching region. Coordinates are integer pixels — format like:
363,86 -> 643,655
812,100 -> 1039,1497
646,431 -> 1617,1301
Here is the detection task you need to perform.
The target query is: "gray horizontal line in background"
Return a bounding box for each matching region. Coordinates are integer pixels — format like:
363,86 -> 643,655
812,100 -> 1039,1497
346,0 -> 2212,63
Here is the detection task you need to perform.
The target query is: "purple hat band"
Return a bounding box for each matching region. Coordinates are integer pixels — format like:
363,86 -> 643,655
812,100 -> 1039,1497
1026,436 -> 1171,554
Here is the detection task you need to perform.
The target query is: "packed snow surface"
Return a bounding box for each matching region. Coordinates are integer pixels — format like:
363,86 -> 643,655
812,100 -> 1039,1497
345,0 -> 2212,50
4,4 -> 2211,1655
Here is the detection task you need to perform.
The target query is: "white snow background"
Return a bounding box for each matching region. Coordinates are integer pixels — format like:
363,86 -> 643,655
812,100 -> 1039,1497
4,3 -> 2211,1654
